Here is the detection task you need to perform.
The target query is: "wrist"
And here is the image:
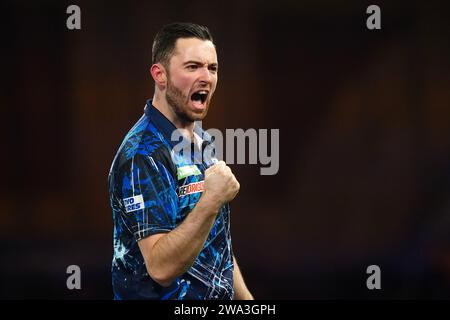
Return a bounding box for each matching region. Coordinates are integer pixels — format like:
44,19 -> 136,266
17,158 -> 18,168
198,192 -> 223,214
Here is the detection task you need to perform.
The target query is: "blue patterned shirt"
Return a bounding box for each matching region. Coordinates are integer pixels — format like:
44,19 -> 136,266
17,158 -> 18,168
108,100 -> 234,299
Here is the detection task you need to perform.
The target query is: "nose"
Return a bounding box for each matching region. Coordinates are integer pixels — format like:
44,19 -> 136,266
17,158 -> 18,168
198,66 -> 213,85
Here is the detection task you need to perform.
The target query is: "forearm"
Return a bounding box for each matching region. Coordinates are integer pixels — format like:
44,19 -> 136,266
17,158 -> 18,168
233,258 -> 254,300
147,195 -> 220,286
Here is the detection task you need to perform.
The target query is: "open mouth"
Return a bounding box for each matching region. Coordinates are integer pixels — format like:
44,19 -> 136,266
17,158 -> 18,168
190,90 -> 209,105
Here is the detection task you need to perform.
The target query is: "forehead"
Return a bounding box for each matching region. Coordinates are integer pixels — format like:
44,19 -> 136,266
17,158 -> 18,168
171,38 -> 218,64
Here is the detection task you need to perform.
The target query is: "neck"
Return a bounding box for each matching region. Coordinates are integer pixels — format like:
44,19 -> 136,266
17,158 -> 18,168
152,91 -> 195,140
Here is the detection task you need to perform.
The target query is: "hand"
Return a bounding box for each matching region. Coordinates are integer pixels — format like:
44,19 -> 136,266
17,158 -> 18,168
202,161 -> 240,212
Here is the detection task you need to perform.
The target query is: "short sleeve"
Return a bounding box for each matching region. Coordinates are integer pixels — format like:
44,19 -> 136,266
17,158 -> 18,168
118,153 -> 178,241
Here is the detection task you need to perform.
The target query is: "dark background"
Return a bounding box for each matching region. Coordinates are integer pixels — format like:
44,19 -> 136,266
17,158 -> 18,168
1,0 -> 450,299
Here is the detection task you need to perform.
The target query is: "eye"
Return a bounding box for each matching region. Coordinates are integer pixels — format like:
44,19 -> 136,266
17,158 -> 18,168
209,65 -> 218,73
187,65 -> 198,70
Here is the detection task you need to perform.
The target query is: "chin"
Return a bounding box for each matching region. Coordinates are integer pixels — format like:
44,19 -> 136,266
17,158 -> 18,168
190,107 -> 209,121
191,112 -> 208,122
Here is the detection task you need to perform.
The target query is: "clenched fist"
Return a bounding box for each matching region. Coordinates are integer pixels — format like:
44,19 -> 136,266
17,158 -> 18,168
202,161 -> 240,212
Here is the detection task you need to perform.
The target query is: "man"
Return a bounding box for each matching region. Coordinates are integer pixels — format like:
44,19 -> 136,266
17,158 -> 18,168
108,22 -> 253,300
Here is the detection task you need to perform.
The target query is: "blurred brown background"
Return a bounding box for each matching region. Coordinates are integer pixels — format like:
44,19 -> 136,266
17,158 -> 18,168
1,0 -> 450,299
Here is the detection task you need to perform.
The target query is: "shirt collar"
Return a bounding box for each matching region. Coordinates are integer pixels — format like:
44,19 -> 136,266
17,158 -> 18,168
144,99 -> 212,148
144,99 -> 178,147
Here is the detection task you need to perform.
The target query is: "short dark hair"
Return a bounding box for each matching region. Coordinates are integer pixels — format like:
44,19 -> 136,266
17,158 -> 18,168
152,22 -> 213,67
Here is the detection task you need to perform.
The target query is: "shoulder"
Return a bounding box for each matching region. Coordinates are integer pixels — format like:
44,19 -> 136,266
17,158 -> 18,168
111,116 -> 177,181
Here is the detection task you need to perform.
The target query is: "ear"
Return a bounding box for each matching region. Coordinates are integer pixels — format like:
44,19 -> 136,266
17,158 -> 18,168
150,63 -> 167,89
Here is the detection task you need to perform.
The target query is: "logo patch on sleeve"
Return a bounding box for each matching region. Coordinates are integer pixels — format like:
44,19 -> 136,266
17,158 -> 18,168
123,195 -> 145,213
178,181 -> 204,197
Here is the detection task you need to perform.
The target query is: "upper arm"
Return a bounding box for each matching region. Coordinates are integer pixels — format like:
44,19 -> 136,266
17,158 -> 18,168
117,153 -> 178,241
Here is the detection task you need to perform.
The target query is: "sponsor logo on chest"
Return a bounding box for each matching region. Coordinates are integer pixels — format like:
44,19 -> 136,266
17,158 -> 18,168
178,181 -> 204,197
177,165 -> 201,180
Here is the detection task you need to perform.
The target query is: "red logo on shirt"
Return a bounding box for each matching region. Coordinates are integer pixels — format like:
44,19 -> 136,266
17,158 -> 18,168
178,181 -> 204,196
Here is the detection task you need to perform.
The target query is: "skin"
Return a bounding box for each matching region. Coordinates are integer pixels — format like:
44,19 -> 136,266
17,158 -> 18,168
138,37 -> 253,300
151,38 -> 218,137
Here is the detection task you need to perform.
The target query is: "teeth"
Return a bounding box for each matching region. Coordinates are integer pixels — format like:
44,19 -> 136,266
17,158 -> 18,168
198,91 -> 208,95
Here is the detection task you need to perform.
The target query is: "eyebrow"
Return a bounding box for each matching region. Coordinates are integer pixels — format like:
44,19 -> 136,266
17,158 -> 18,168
183,60 -> 218,67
